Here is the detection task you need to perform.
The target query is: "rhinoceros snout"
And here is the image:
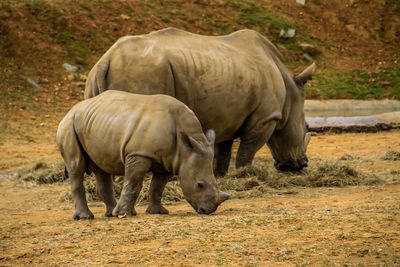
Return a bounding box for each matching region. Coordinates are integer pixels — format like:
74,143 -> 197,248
298,156 -> 308,168
197,207 -> 207,214
275,156 -> 308,172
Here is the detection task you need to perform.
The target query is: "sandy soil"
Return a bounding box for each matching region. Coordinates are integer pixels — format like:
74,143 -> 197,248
1,1 -> 399,265
1,131 -> 399,266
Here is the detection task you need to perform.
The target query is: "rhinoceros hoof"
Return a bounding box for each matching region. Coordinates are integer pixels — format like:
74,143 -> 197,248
112,208 -> 137,218
104,211 -> 113,217
73,210 -> 94,220
146,205 -> 169,215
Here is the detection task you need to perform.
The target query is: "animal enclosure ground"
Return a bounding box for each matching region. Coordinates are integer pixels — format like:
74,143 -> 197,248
1,0 -> 400,265
1,131 -> 399,266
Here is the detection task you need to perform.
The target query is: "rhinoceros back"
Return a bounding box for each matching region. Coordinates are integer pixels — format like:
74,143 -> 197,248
84,28 -> 289,142
61,91 -> 207,175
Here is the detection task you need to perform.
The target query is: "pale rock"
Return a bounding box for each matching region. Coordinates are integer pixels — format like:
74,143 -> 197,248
279,28 -> 296,39
63,63 -> 78,73
27,78 -> 40,89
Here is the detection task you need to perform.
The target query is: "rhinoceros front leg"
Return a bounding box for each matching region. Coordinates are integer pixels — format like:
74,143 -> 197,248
70,172 -> 94,220
236,121 -> 277,168
112,155 -> 152,217
214,140 -> 234,177
93,166 -> 117,217
146,172 -> 172,214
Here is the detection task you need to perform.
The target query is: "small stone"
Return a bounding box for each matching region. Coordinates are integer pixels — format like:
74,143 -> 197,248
120,14 -> 130,20
63,63 -> 78,73
345,24 -> 355,32
303,53 -> 313,62
296,0 -> 306,5
27,78 -> 40,89
277,44 -> 287,50
40,78 -> 49,84
279,28 -> 296,39
299,43 -> 318,56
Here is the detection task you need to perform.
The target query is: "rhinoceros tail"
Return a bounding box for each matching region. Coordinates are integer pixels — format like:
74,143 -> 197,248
95,58 -> 110,95
85,57 -> 110,99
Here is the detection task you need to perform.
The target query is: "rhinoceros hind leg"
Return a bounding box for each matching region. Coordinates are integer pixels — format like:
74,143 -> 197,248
70,172 -> 94,220
146,172 -> 171,215
214,140 -> 233,177
113,155 -> 152,217
92,166 -> 117,217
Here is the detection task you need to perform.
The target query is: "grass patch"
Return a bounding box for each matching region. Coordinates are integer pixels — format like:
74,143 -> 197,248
309,68 -> 400,99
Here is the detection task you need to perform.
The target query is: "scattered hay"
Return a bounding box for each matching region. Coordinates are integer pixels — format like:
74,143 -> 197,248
19,162 -> 67,184
228,165 -> 268,180
382,150 -> 400,161
218,157 -> 383,199
58,191 -> 72,203
83,173 -> 184,205
300,161 -> 375,187
339,154 -> 359,161
22,156 -> 385,204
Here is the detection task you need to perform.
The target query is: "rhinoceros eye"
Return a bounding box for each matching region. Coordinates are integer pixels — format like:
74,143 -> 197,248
197,181 -> 205,190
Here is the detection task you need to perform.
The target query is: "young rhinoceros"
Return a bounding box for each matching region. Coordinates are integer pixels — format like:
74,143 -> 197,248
57,90 -> 229,220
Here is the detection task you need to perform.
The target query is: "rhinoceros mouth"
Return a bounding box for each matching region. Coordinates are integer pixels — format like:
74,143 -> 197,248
274,156 -> 308,172
196,206 -> 217,215
197,208 -> 206,214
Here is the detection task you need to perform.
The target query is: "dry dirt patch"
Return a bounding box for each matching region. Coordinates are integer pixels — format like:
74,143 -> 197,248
0,181 -> 399,266
0,131 -> 400,266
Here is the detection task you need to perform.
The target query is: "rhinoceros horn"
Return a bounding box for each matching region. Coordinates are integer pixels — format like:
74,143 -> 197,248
304,132 -> 311,150
218,190 -> 230,205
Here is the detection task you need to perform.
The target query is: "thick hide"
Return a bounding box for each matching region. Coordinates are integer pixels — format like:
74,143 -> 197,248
57,91 -> 229,219
85,28 -> 315,174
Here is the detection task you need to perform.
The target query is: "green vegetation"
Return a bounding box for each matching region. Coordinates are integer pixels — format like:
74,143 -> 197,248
1,0 -> 398,102
309,68 -> 400,99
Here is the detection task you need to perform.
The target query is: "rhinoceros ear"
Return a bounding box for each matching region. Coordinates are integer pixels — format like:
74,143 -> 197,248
180,132 -> 204,152
205,129 -> 216,148
294,62 -> 316,86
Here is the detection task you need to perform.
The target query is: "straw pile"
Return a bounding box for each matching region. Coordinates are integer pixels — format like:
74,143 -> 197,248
18,155 -> 384,204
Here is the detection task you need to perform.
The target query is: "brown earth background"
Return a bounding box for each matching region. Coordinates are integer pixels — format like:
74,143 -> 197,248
1,0 -> 400,266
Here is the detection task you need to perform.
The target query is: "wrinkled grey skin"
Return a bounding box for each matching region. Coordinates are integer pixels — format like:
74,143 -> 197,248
84,27 -> 315,176
56,91 -> 229,220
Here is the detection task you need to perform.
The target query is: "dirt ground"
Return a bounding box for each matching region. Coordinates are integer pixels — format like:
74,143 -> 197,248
1,130 -> 399,266
1,1 -> 400,265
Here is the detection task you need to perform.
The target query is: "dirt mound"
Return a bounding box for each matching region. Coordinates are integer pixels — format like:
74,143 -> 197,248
1,0 -> 399,149
1,0 -> 399,110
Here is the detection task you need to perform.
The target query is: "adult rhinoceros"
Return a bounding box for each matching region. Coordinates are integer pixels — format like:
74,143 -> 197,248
84,27 -> 315,176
